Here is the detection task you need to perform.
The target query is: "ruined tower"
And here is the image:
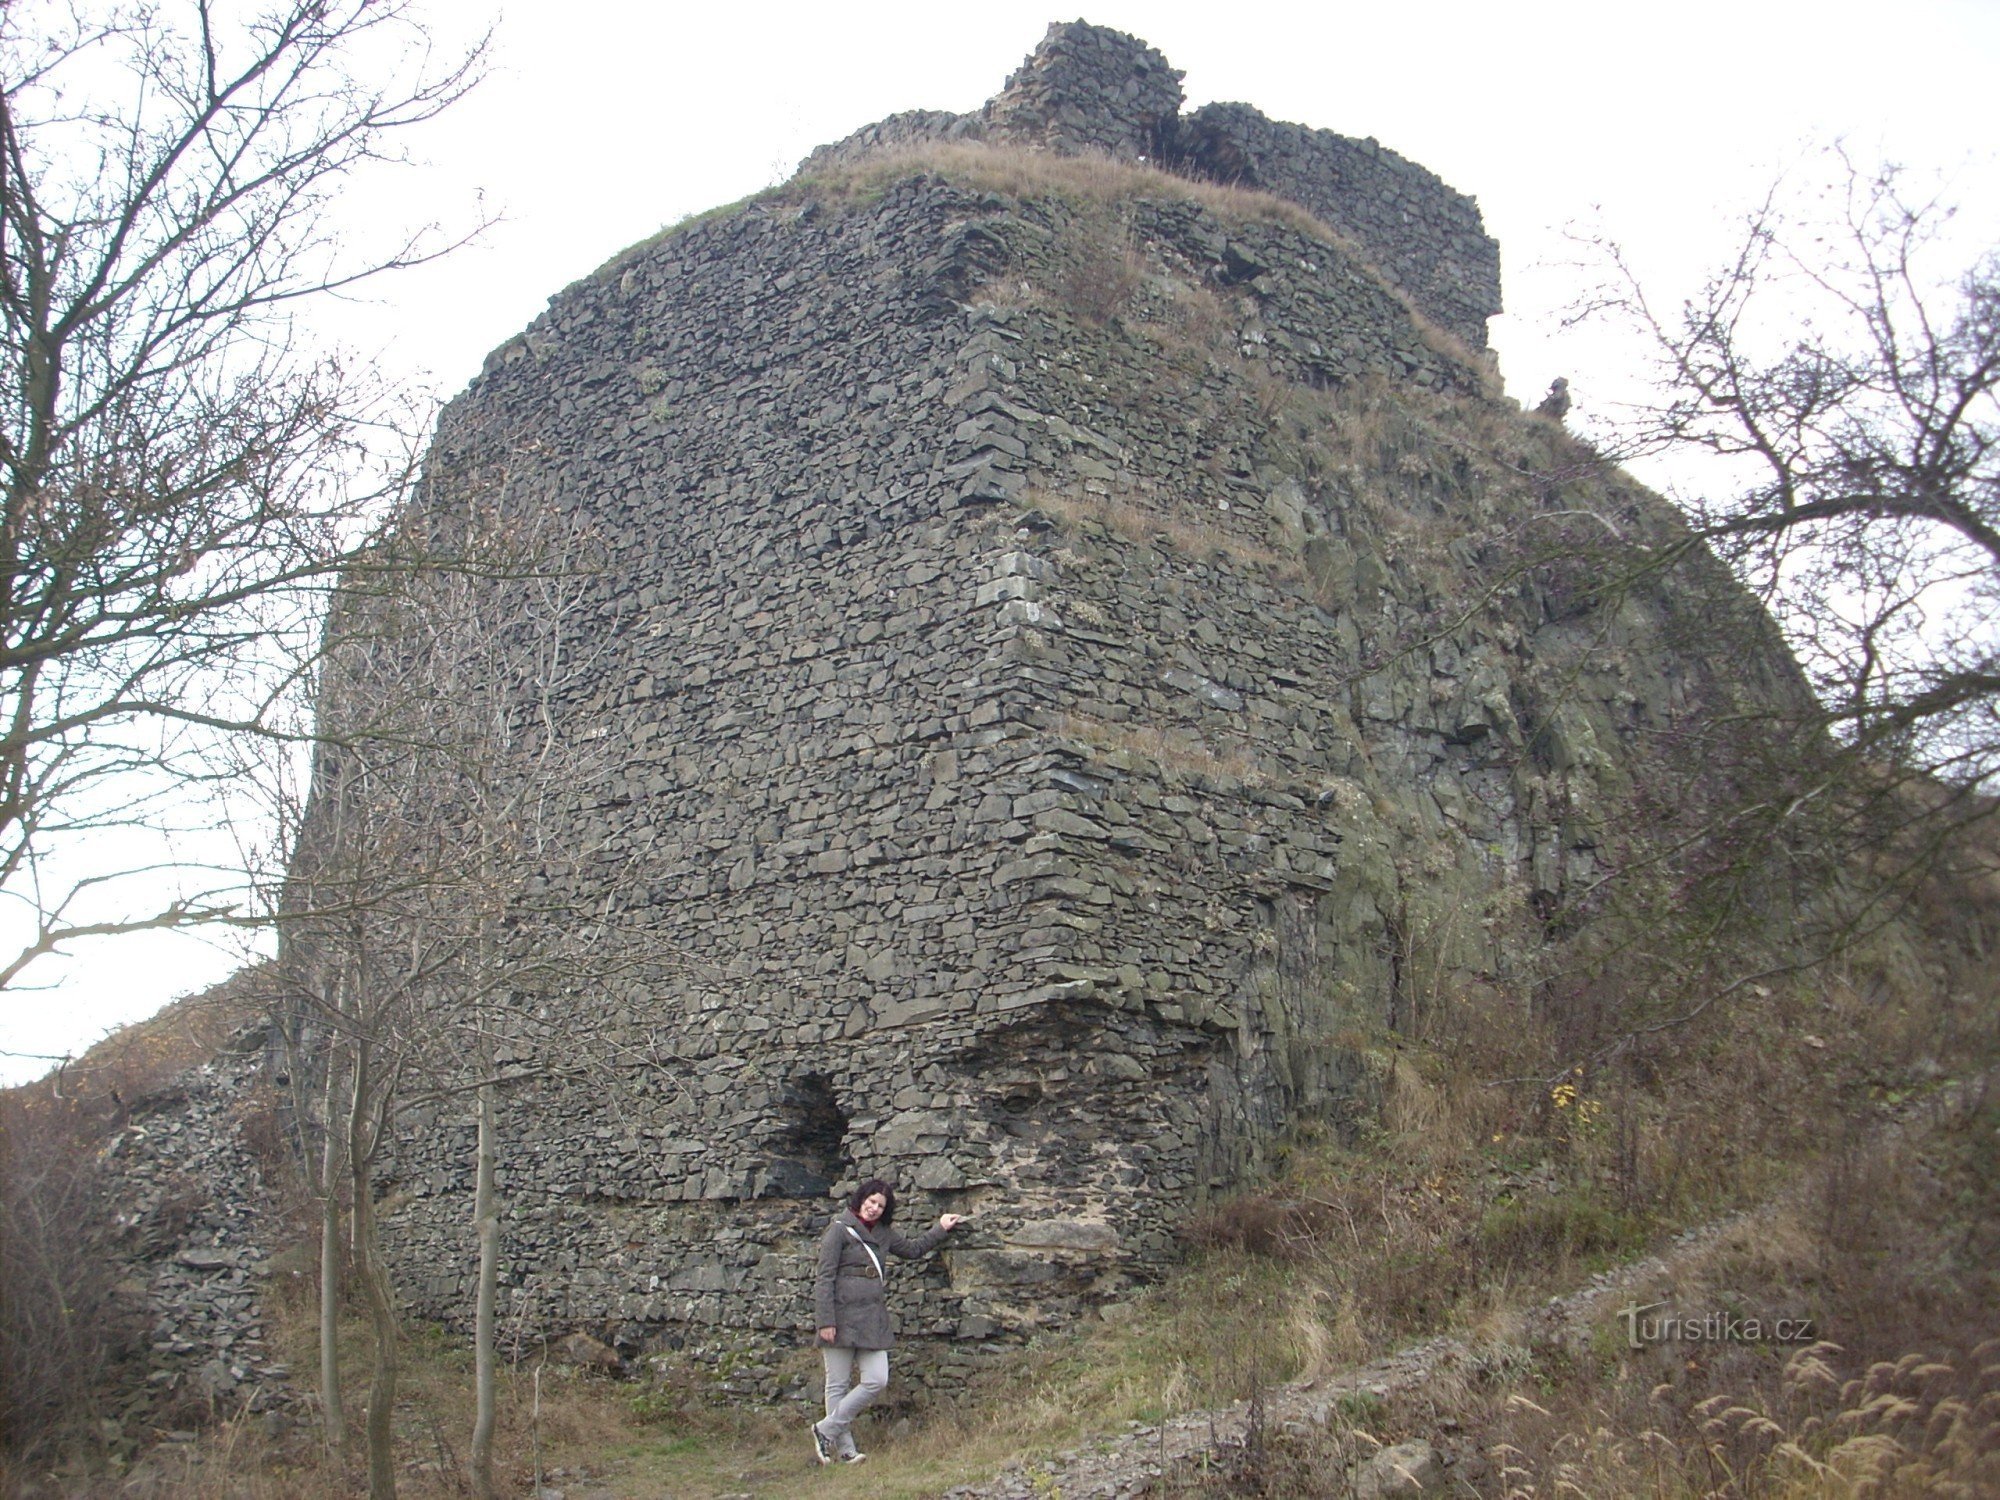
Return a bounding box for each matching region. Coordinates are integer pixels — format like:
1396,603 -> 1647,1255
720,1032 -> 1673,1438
332,22 -> 1802,1376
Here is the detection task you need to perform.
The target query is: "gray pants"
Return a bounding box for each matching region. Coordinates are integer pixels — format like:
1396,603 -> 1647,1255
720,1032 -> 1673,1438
816,1345 -> 889,1444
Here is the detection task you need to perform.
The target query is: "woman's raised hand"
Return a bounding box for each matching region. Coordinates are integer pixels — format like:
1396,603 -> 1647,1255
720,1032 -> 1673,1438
938,1213 -> 965,1231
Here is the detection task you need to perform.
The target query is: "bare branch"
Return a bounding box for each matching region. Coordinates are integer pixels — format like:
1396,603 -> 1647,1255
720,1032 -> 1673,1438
0,0 -> 488,994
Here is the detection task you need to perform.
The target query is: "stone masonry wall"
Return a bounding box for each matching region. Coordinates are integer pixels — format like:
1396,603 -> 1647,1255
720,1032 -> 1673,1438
326,137 -> 1787,1384
1178,102 -> 1503,349
799,22 -> 1500,349
982,19 -> 1185,160
76,20 -> 1813,1414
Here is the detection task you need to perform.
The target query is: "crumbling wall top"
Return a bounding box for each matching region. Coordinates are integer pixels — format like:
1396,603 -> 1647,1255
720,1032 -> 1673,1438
983,21 -> 1184,161
793,19 -> 1502,348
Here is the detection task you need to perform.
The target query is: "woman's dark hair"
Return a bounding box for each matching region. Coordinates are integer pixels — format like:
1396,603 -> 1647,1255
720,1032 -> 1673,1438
848,1178 -> 896,1226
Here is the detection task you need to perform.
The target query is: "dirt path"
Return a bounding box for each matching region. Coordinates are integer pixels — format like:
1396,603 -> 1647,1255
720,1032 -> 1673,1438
936,1220 -> 1741,1500
938,1083 -> 1971,1500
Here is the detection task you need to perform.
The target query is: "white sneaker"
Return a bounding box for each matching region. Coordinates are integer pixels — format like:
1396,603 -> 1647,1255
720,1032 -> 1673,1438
810,1422 -> 834,1466
840,1447 -> 868,1464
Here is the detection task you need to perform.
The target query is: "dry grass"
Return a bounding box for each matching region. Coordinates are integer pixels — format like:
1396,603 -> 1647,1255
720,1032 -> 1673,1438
1161,1339 -> 2000,1499
806,142 -> 1496,390
793,143 -> 1495,390
1029,486 -> 1296,578
1181,1127 -> 1651,1356
4,1302 -> 691,1499
1061,237 -> 1148,327
1132,269 -> 1233,352
1046,711 -> 1276,790
790,141 -> 1340,247
1450,1090 -> 2000,1498
15,1274 -> 1339,1500
580,187 -> 786,285
580,138 -> 1492,391
24,968 -> 267,1111
14,950 -> 1994,1497
1150,1078 -> 2000,1499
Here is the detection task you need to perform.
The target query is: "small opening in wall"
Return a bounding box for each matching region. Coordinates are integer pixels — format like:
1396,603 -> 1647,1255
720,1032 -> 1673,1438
763,1073 -> 849,1199
1000,1081 -> 1043,1116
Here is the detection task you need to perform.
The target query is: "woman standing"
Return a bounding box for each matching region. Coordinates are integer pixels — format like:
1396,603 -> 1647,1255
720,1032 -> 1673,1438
811,1178 -> 963,1465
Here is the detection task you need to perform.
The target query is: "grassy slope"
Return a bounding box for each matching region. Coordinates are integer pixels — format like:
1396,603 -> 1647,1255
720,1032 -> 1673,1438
65,943 -> 1990,1498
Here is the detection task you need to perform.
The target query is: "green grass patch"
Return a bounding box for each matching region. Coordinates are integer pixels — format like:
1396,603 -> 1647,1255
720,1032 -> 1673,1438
1477,1188 -> 1653,1274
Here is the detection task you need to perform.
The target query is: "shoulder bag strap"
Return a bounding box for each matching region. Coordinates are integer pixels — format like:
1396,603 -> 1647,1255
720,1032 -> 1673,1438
842,1223 -> 886,1281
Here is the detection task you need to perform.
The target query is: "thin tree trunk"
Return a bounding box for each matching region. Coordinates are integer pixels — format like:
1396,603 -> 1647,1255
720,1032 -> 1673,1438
319,1173 -> 345,1462
319,1037 -> 347,1465
350,1038 -> 399,1500
354,1179 -> 400,1500
469,1072 -> 499,1499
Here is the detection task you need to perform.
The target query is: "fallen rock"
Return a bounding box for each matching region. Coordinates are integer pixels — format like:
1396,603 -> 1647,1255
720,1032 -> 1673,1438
1354,1439 -> 1443,1498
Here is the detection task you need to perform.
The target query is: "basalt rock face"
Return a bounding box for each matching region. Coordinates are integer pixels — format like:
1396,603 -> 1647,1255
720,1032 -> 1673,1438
304,22 -> 1801,1376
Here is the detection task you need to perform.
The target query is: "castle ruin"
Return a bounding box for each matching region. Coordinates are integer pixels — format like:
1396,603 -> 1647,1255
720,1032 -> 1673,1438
259,21 -> 1801,1388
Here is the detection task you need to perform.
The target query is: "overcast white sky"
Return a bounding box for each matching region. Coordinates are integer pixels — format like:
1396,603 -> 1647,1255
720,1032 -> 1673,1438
4,0 -> 1997,1083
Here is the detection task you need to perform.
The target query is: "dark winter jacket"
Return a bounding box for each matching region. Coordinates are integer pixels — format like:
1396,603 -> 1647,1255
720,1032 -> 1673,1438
812,1209 -> 950,1350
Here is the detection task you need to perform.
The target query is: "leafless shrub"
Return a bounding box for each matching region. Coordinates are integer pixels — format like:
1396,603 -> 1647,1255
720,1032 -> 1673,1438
1181,1193 -> 1343,1262
0,1091 -> 130,1460
1063,238 -> 1146,327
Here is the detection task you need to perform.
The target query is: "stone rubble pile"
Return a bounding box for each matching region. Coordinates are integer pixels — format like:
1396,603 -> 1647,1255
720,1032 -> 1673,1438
95,1034 -> 294,1427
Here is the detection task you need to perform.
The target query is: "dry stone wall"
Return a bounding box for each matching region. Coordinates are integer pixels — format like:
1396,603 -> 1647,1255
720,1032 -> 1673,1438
1178,102 -> 1502,349
346,161 -> 1776,1386
982,20 -> 1185,160
46,19 -> 1813,1425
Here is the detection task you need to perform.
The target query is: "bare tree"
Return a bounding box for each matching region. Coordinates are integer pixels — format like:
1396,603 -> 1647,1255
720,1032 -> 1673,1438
0,0 -> 486,997
278,734 -> 429,1485
1470,153 -> 2000,1089
273,485 -> 666,1496
385,507 -> 616,1500
1574,152 -> 1998,795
